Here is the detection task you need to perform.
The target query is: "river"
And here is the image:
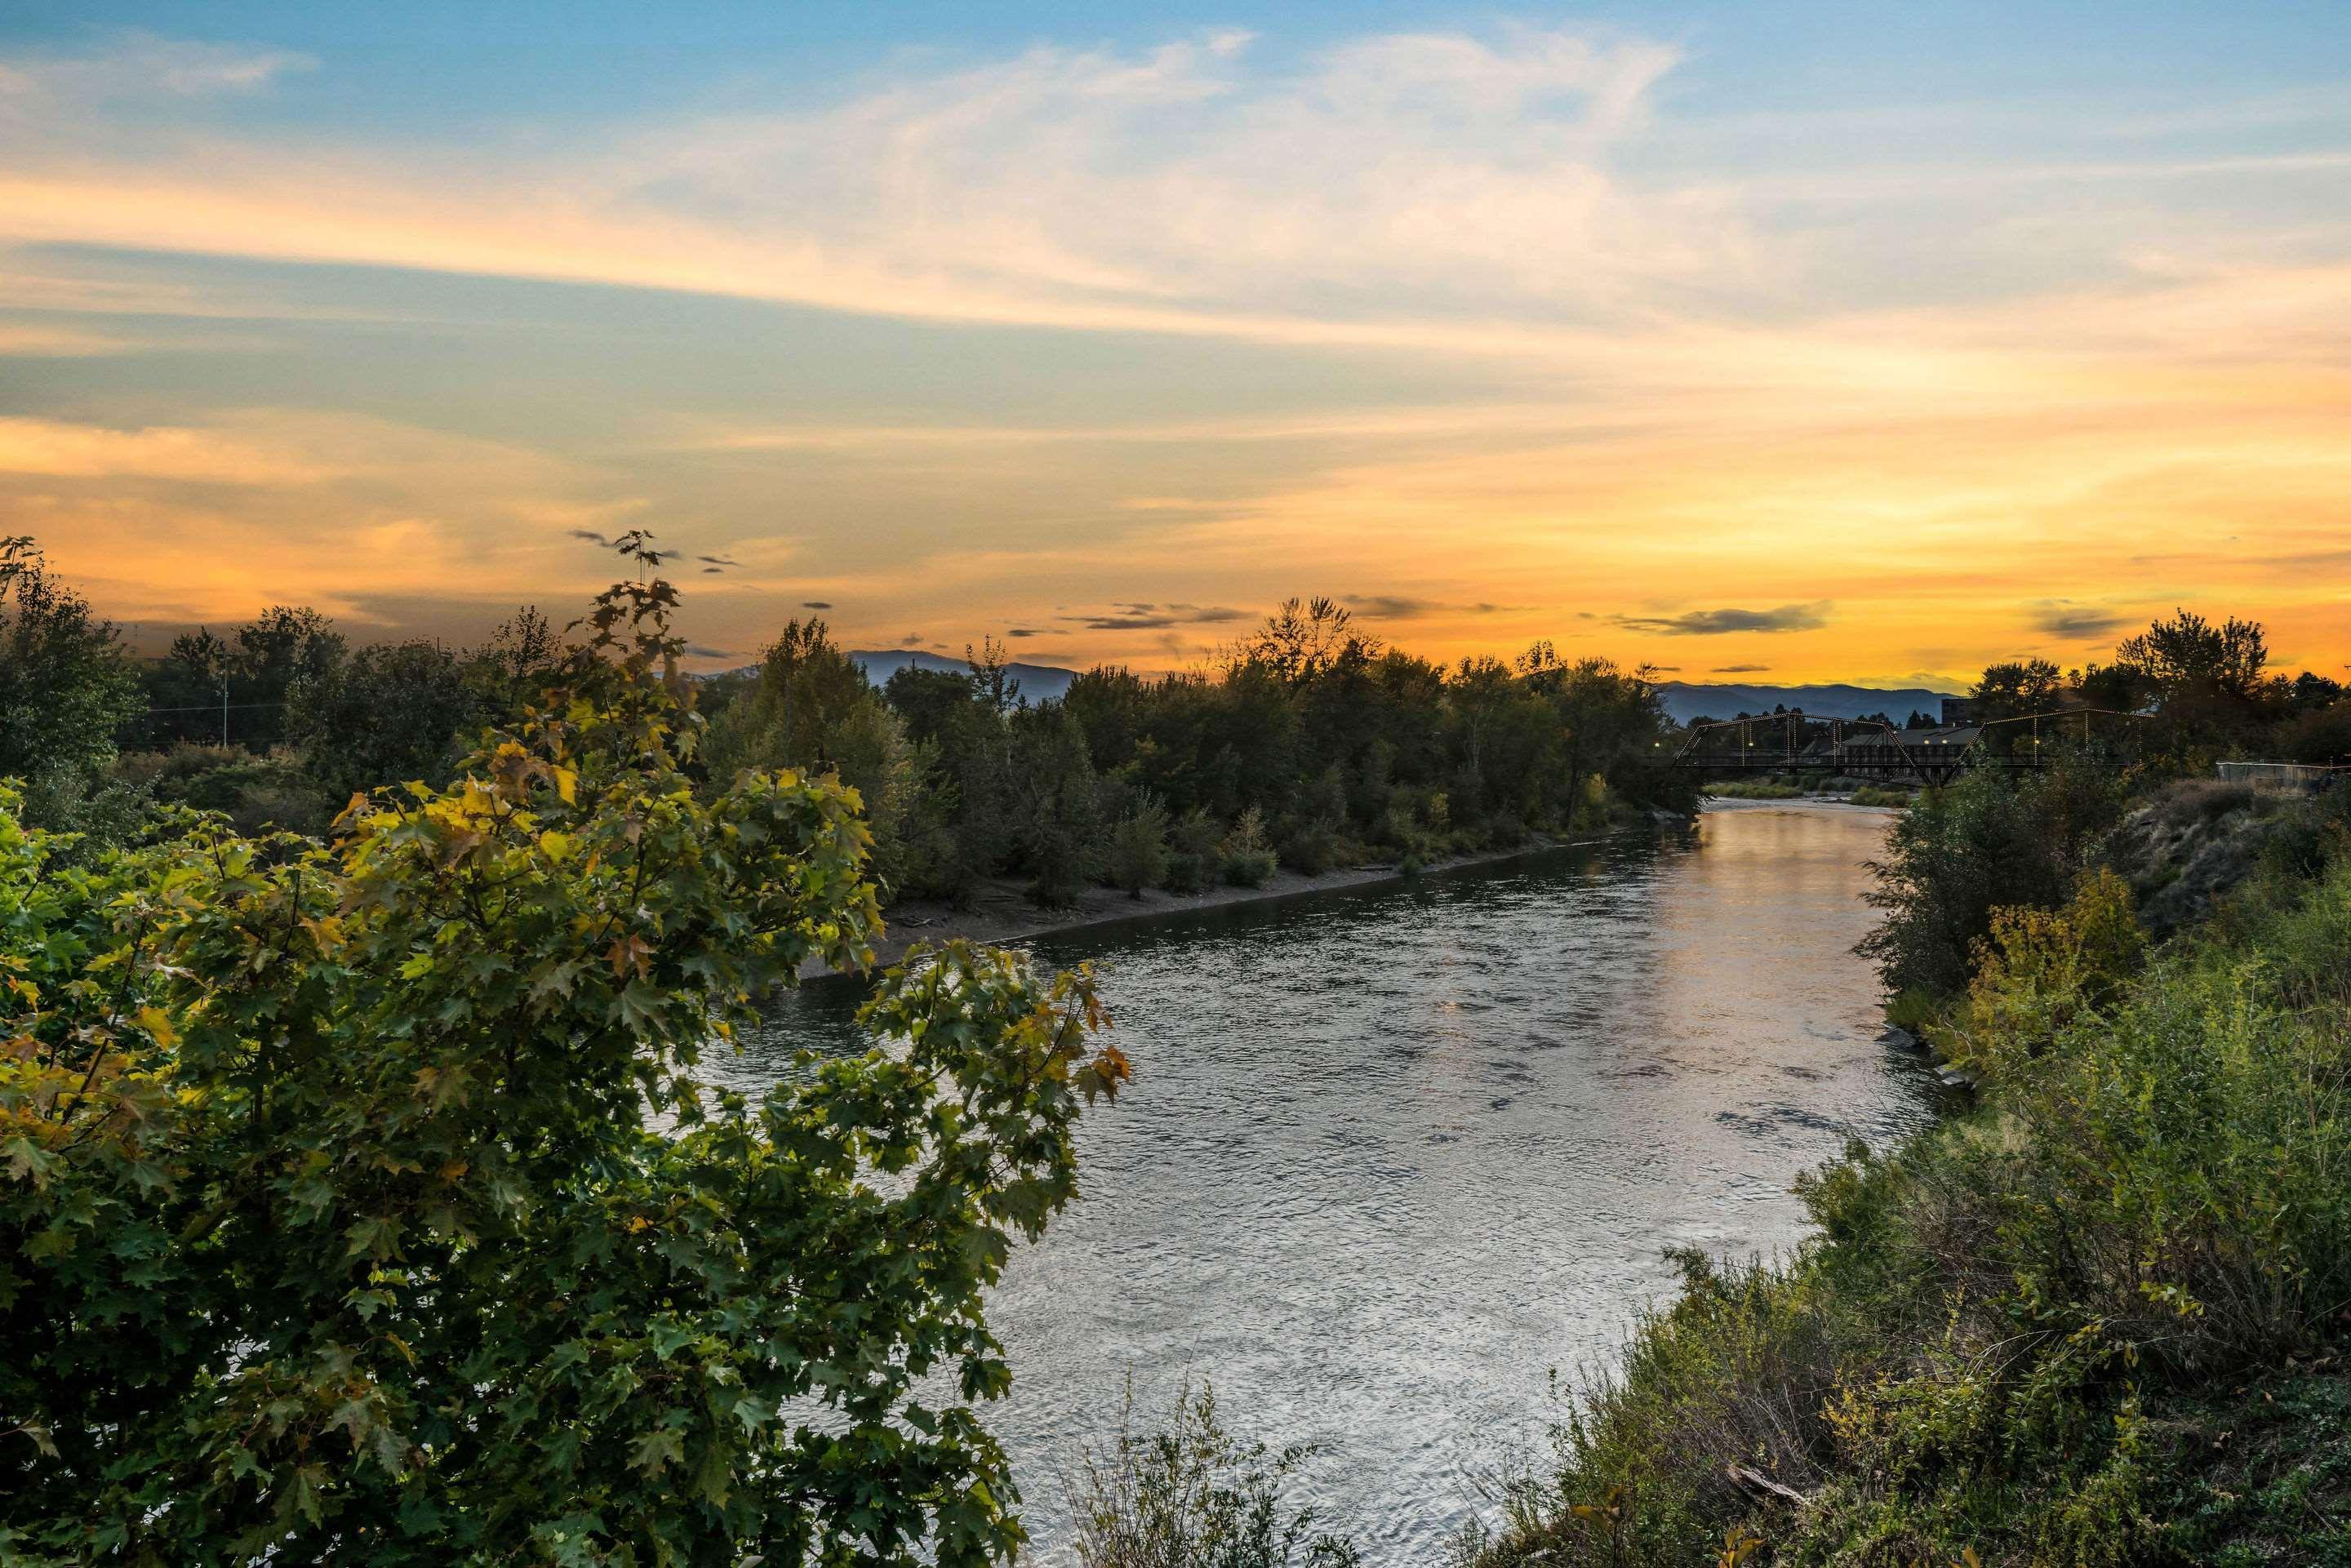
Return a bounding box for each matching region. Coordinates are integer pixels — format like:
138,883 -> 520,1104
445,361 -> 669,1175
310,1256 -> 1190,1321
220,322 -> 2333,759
719,799 -> 1938,1563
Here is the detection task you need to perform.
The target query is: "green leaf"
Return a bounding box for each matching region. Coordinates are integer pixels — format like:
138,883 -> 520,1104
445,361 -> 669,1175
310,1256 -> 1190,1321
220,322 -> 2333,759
627,1426 -> 686,1477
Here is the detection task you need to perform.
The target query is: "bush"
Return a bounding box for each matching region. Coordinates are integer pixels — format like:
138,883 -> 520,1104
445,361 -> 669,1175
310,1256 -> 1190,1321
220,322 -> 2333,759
1859,753 -> 2127,997
1882,985 -> 1942,1033
1223,848 -> 1280,888
1220,806 -> 1278,888
1931,867 -> 2144,1078
1164,807 -> 1222,894
1107,793 -> 1171,897
1069,1382 -> 1359,1568
1,566 -> 1130,1566
2155,776 -> 2255,828
1278,820 -> 1346,876
116,743 -> 335,836
2255,781 -> 2351,882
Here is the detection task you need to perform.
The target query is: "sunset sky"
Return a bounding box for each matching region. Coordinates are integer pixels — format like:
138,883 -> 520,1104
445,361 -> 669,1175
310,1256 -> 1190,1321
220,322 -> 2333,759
3,2 -> 2348,684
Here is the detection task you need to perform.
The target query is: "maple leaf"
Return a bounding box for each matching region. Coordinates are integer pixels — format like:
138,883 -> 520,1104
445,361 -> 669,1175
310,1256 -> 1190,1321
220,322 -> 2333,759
607,933 -> 654,980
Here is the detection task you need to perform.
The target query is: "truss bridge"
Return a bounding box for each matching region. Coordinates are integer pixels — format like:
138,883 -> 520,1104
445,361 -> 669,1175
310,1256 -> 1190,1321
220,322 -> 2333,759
1671,709 -> 2138,788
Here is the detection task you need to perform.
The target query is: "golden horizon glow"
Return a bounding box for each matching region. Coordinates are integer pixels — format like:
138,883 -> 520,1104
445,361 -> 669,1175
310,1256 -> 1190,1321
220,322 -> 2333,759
4,18 -> 2348,686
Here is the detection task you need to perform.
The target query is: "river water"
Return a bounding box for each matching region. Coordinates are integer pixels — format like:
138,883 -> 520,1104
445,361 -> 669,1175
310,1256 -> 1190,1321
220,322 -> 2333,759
721,800 -> 1936,1563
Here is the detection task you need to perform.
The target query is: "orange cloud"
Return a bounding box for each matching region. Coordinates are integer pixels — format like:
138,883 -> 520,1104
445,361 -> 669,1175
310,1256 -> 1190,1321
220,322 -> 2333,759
3,25 -> 2346,681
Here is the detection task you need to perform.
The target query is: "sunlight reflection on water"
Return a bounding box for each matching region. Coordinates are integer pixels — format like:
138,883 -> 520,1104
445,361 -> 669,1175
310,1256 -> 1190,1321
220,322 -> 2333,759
714,802 -> 1933,1564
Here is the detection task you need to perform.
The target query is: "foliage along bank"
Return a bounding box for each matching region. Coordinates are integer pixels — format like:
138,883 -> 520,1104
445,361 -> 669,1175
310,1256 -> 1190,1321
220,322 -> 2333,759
1,549 -> 1131,1565
10,531 -> 1697,908
703,598 -> 1694,909
1467,704 -> 2351,1563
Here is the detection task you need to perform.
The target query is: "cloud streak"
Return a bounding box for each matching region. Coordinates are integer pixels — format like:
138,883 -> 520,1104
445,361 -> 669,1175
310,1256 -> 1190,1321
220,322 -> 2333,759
0,31 -> 312,102
0,23 -> 1746,359
1611,602 -> 1832,636
2030,601 -> 2131,640
7,22 -> 2350,684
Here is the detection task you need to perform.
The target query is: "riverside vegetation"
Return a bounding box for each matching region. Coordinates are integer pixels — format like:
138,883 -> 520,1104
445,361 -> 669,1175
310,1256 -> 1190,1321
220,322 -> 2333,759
3,531 -> 1694,907
0,531 -> 1667,1567
1465,611 -> 2351,1568
1,540 -> 1136,1564
11,526 -> 2351,1566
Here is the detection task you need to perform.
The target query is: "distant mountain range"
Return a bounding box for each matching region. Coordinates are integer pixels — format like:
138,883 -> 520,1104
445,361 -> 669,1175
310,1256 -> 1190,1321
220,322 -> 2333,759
847,649 -> 1080,704
1651,682 -> 1962,726
843,651 -> 1954,726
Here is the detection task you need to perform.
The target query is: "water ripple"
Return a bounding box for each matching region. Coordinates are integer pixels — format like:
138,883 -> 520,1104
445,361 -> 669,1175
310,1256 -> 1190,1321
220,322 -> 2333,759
721,802 -> 1929,1565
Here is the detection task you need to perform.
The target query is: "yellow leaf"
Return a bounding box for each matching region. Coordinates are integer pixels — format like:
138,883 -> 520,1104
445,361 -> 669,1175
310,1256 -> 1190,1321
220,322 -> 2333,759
552,765 -> 578,805
132,1006 -> 177,1050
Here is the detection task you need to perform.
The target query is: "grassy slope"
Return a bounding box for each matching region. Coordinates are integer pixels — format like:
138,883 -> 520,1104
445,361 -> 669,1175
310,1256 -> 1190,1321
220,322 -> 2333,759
1470,808 -> 2351,1568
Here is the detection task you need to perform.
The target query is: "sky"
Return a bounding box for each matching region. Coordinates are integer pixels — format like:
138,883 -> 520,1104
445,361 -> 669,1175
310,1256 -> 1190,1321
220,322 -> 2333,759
2,2 -> 2348,685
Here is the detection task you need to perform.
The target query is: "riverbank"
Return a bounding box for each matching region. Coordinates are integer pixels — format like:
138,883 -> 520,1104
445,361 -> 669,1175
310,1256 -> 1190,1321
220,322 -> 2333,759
745,796 -> 1922,1564
1469,778 -> 2351,1568
806,820 -> 1691,977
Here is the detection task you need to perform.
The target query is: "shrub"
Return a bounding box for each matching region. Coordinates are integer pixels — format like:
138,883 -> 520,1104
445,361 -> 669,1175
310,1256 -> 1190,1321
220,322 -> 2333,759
0,562 -> 1130,1566
1882,986 -> 1943,1033
1165,806 -> 1223,893
116,743 -> 335,835
2254,780 -> 2351,884
1220,806 -> 1278,888
1223,848 -> 1280,888
2155,776 -> 2255,828
1860,753 -> 2127,997
1069,1382 -> 1359,1568
1278,820 -> 1345,876
1107,793 -> 1171,897
1931,868 -> 2144,1078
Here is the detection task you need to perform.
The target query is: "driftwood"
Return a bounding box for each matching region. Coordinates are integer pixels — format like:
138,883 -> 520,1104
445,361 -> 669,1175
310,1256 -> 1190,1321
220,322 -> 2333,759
1727,1464 -> 1812,1507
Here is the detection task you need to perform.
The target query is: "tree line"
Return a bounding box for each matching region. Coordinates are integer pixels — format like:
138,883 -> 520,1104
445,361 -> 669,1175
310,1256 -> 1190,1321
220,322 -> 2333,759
1967,607 -> 2345,757
3,542 -> 1693,899
704,596 -> 1692,908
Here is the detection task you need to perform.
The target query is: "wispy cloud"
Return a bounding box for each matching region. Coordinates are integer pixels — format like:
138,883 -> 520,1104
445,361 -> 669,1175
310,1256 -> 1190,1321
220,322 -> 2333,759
8,21 -> 2351,684
0,30 -> 313,103
0,415 -> 334,483
1063,602 -> 1247,630
0,321 -> 148,356
1071,614 -> 1179,630
2030,601 -> 2131,641
0,24 -> 1737,355
1612,602 -> 1831,636
1345,593 -> 1519,619
1347,594 -> 1439,618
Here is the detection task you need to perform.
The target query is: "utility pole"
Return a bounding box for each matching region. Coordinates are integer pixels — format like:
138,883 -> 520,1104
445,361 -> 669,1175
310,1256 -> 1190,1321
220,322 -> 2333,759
222,680 -> 230,748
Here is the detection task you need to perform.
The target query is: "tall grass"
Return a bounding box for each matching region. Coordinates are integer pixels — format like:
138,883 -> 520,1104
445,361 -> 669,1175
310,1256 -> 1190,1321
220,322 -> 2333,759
1068,1382 -> 1361,1568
